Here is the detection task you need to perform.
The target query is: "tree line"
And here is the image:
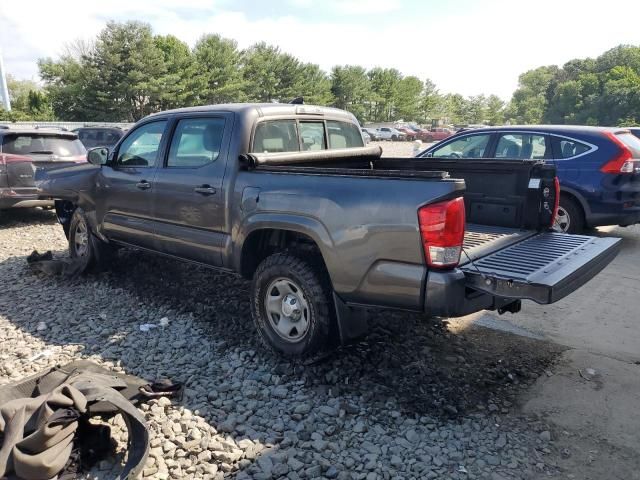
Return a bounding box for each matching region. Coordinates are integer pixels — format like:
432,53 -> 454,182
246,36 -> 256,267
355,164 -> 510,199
1,21 -> 639,127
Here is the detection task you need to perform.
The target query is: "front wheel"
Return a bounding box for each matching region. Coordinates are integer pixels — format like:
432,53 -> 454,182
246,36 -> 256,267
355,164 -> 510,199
251,252 -> 332,357
68,208 -> 114,272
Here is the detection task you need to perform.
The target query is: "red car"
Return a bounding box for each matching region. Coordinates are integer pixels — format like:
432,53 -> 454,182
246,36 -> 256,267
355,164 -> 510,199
0,128 -> 86,211
395,126 -> 417,141
423,128 -> 454,142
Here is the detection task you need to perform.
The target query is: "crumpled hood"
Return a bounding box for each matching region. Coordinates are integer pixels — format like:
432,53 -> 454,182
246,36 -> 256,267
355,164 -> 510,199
35,163 -> 100,201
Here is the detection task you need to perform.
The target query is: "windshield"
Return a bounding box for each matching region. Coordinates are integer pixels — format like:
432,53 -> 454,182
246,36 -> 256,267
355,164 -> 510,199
1,134 -> 86,157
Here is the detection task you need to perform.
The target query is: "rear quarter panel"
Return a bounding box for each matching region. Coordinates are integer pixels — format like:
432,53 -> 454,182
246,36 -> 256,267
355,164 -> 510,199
232,170 -> 463,309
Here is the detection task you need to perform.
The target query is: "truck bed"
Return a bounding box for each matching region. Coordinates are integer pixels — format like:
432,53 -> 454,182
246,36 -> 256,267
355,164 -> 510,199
461,224 -> 535,265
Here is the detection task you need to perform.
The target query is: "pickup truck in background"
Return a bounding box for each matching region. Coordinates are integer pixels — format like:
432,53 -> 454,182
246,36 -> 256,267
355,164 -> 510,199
376,127 -> 406,141
37,103 -> 621,357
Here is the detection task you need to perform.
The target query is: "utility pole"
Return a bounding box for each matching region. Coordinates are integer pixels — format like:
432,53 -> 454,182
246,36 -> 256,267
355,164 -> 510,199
0,46 -> 11,112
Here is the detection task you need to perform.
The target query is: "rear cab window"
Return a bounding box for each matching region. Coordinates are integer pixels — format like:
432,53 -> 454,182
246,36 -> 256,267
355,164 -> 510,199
251,118 -> 364,153
1,134 -> 86,157
327,121 -> 364,149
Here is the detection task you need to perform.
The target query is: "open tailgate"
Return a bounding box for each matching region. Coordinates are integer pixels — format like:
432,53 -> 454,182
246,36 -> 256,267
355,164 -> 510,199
461,233 -> 621,304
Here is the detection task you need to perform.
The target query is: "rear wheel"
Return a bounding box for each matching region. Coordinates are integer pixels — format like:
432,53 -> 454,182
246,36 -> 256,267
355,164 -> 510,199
68,208 -> 114,272
554,195 -> 584,234
251,252 -> 332,357
391,135 -> 398,141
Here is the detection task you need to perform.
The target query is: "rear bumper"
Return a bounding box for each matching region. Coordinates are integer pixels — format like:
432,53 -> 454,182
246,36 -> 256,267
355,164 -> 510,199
423,269 -> 516,317
587,210 -> 640,227
0,188 -> 54,209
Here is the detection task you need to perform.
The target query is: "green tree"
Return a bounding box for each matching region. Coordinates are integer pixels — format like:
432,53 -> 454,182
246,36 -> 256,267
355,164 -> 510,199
367,67 -> 401,121
506,66 -> 559,124
155,34 -> 198,109
485,94 -> 505,125
330,65 -> 371,122
0,75 -> 54,121
394,76 -> 423,121
193,34 -> 245,105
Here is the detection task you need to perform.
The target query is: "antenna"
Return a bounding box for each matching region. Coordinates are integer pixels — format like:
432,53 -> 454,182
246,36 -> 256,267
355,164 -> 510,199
0,46 -> 11,112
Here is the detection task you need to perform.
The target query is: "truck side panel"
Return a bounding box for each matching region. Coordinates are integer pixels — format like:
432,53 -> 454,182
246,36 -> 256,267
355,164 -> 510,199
232,170 -> 464,309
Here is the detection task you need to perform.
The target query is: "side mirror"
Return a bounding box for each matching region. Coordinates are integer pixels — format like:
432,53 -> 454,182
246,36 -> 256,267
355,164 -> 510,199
87,147 -> 109,166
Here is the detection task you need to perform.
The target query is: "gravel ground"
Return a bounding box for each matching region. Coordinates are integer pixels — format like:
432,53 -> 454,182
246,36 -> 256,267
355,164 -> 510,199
0,209 -> 568,480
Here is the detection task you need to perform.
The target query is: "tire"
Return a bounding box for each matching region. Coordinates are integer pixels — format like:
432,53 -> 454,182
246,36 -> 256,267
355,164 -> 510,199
554,195 -> 584,234
391,135 -> 398,141
251,252 -> 332,357
68,208 -> 114,272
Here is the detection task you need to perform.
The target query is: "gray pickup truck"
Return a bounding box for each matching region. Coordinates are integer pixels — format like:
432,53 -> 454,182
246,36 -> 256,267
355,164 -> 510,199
37,103 -> 621,356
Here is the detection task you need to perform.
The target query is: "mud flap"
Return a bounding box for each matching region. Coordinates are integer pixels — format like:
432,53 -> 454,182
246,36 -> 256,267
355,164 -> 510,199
461,233 -> 621,304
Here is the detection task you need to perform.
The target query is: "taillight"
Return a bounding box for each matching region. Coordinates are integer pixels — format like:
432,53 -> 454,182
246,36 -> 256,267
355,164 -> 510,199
550,176 -> 560,228
601,132 -> 640,174
418,197 -> 465,269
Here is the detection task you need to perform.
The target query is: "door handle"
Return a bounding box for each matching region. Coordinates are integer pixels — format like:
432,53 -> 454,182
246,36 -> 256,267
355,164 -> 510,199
194,185 -> 216,195
136,180 -> 151,190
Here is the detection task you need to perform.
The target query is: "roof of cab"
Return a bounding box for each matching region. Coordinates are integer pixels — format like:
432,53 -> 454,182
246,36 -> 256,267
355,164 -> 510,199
149,103 -> 356,120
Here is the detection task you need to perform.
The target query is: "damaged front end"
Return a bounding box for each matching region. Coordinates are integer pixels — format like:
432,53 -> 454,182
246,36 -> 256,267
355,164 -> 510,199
35,163 -> 101,236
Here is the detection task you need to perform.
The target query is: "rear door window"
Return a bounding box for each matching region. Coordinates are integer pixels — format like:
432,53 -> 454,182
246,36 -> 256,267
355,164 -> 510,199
252,120 -> 299,153
427,133 -> 492,158
326,121 -> 364,149
495,133 -> 548,159
167,118 -> 225,168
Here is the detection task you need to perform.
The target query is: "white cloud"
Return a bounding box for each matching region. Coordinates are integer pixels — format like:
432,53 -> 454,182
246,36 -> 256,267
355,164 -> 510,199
2,0 -> 640,98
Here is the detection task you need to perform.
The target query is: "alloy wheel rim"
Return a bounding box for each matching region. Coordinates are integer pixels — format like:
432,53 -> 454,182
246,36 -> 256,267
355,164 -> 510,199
264,277 -> 310,343
553,206 -> 571,233
74,219 -> 89,257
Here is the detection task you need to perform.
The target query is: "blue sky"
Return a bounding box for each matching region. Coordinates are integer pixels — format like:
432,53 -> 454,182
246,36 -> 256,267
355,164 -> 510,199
2,0 -> 640,99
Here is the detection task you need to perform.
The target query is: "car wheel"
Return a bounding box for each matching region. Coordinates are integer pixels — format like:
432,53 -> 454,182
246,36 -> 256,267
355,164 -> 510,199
251,252 -> 332,357
553,196 -> 584,234
391,135 -> 398,141
68,208 -> 114,272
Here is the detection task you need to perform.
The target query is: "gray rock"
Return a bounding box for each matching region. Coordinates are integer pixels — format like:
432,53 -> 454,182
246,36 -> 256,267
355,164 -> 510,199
539,430 -> 552,442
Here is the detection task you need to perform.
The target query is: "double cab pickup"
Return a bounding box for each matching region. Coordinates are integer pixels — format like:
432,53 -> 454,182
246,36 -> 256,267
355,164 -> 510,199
37,104 -> 620,356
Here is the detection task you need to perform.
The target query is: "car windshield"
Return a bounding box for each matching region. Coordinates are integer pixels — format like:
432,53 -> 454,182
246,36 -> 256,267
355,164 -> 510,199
1,134 -> 86,157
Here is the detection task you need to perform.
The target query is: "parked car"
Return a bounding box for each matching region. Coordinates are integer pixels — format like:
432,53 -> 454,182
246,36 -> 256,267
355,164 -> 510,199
73,127 -> 124,149
0,128 -> 86,212
362,127 -> 381,141
395,126 -> 417,141
38,104 -> 619,357
376,127 -> 406,141
417,125 -> 640,233
423,128 -> 454,142
361,129 -> 371,144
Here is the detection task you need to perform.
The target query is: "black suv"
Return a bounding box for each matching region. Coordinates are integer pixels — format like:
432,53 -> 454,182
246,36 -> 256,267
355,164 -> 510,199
73,127 -> 124,149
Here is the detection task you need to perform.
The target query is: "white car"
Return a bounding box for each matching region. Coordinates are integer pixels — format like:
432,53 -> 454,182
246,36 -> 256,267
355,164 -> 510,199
376,127 -> 406,141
